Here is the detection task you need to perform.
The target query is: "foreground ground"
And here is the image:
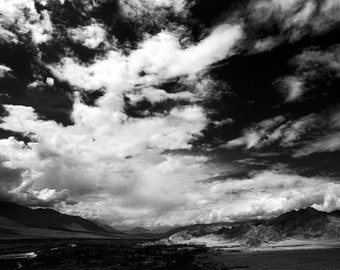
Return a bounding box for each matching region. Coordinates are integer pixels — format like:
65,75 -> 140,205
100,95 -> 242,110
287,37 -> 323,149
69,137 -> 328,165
0,238 -> 340,269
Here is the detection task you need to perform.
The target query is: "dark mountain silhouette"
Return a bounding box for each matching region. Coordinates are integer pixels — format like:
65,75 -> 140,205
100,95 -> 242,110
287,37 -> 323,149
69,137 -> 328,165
0,201 -> 120,234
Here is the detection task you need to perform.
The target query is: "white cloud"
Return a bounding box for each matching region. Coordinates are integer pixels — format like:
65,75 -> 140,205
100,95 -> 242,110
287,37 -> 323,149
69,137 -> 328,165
129,24 -> 242,79
5,0 -> 337,226
0,27 -> 18,44
55,23 -> 242,93
282,76 -> 305,102
68,24 -> 107,49
0,64 -> 11,77
294,108 -> 340,157
249,0 -> 340,49
120,0 -> 190,19
223,115 -> 286,149
0,15 -> 239,224
1,103 -> 339,225
294,132 -> 340,157
295,46 -> 340,76
224,113 -> 322,150
253,37 -> 280,53
277,45 -> 340,102
224,107 -> 340,158
126,87 -> 195,105
203,170 -> 340,222
0,0 -> 53,44
0,102 -> 209,224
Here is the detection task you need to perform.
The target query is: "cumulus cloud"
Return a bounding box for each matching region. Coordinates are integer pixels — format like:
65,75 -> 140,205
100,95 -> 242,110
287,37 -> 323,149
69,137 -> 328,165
126,87 -> 195,105
0,0 -> 53,44
1,0 -> 338,227
0,15 -> 243,224
54,23 -> 242,93
68,23 -> 107,49
0,100 -> 209,223
205,170 -> 340,222
0,27 -> 18,44
120,0 -> 190,20
129,24 -> 242,79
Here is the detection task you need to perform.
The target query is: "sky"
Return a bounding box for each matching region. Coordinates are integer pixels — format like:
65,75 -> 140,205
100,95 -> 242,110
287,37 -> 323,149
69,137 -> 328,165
0,0 -> 340,228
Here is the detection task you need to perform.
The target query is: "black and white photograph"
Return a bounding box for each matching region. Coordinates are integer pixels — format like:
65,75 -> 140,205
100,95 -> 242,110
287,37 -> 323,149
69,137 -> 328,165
1,0 -> 340,269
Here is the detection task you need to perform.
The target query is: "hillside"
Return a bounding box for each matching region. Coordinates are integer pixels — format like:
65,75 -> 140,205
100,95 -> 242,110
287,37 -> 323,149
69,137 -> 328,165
0,201 -> 123,236
160,207 -> 340,247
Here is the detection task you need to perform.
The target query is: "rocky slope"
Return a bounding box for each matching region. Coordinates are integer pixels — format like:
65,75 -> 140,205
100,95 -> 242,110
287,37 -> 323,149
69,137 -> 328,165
0,201 -> 121,235
160,207 -> 340,247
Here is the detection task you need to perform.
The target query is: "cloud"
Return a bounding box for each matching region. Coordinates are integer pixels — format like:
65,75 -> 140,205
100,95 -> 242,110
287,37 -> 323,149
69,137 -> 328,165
0,101 -> 209,223
252,37 -> 281,53
294,132 -> 340,157
224,106 -> 340,158
126,87 -> 195,105
204,170 -> 340,222
0,0 -> 53,44
68,23 -> 107,49
249,0 -> 340,50
0,64 -> 12,78
293,108 -> 340,156
0,102 -> 339,225
223,115 -> 287,149
0,27 -> 18,44
0,15 -> 244,224
1,0 -> 338,227
277,45 -> 340,102
120,0 -> 191,19
224,113 -> 321,150
54,23 -> 242,92
281,76 -> 305,102
129,24 -> 242,79
295,45 -> 340,77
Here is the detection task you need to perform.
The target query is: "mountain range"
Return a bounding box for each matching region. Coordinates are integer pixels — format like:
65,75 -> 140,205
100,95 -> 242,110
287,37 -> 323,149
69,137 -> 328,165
0,201 -> 123,239
1,201 -> 340,245
159,207 -> 340,247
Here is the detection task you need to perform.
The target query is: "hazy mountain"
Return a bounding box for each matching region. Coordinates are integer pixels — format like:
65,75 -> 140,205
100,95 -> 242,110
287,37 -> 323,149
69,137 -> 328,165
0,201 -> 118,234
123,226 -> 151,235
90,220 -> 123,234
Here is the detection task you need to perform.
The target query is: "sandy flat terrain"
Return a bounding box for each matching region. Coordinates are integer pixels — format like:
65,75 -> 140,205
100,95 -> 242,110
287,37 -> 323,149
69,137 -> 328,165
195,240 -> 340,270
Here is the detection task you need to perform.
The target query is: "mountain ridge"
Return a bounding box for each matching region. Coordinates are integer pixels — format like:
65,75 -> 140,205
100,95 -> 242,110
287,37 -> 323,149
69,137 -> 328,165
160,207 -> 340,247
0,201 -> 122,235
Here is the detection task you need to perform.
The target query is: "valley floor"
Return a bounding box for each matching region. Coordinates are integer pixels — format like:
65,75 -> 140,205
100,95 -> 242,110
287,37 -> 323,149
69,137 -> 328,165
0,238 -> 340,269
196,246 -> 340,270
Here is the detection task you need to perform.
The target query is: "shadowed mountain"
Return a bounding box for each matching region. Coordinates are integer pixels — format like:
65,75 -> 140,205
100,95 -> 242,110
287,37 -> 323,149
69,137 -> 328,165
267,207 -> 331,237
0,201 -> 121,234
90,220 -> 123,234
165,221 -> 253,237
